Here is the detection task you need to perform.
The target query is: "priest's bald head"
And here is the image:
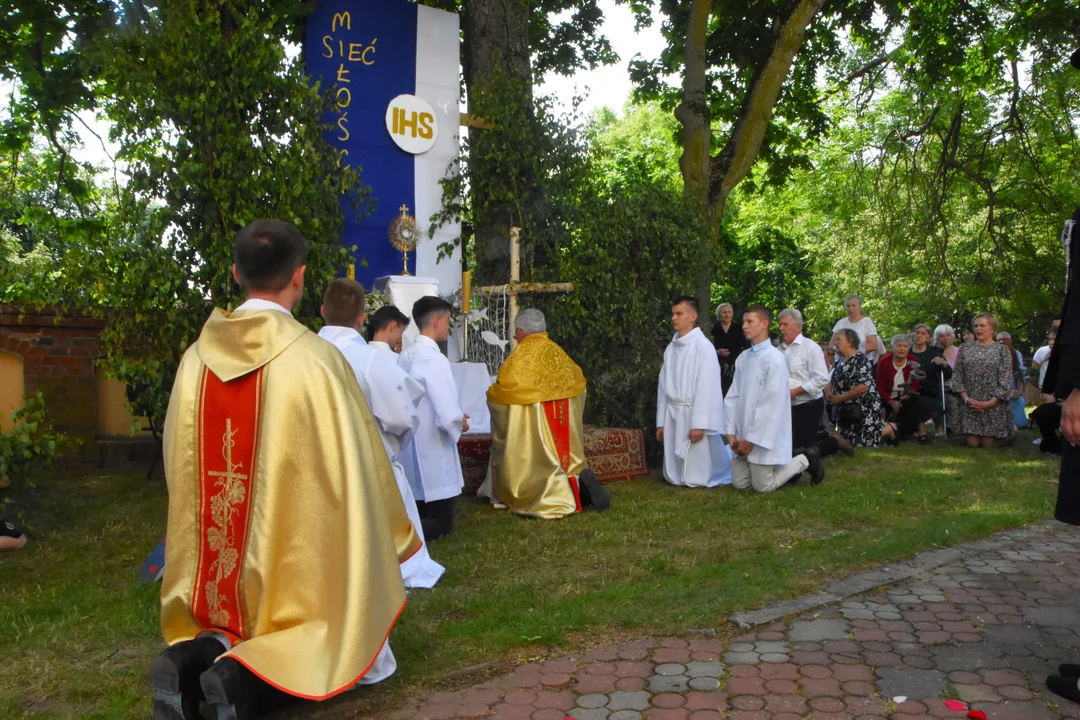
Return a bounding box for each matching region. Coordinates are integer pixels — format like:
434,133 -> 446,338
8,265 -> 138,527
232,219 -> 310,310
514,308 -> 546,343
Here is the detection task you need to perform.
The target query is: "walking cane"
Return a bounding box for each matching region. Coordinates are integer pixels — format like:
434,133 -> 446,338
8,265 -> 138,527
940,372 -> 947,436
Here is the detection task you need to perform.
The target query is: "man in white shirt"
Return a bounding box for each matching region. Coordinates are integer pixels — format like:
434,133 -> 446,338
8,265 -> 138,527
655,296 -> 733,487
724,305 -> 825,493
398,296 -> 469,540
1033,327 -> 1058,395
366,305 -> 410,353
832,295 -> 880,361
317,280 -> 445,588
778,308 -> 853,457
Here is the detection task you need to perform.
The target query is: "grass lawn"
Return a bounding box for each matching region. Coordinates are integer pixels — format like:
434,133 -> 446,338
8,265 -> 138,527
0,434 -> 1060,719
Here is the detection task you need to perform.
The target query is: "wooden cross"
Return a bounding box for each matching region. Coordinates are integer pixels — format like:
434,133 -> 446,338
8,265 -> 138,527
473,227 -> 573,351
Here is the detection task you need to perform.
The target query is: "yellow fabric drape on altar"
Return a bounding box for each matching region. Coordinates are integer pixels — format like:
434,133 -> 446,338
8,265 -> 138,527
486,332 -> 588,519
161,308 -> 420,700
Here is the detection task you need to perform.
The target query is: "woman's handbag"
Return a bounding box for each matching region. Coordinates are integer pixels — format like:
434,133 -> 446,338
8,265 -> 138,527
835,401 -> 864,424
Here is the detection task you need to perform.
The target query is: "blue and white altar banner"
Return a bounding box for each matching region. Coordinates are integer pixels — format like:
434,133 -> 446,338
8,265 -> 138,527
305,1 -> 462,291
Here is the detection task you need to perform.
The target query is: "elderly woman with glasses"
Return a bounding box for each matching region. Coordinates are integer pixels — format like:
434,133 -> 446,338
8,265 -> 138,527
877,333 -> 933,444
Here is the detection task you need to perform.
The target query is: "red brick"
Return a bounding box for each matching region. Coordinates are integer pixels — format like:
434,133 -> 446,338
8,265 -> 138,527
532,690 -> 573,710
584,646 -> 620,661
460,689 -> 502,705
688,712 -> 723,720
615,677 -> 646,691
980,668 -> 1025,687
764,679 -> 798,694
918,631 -> 953,645
895,700 -> 927,714
541,659 -> 578,674
573,674 -> 615,693
614,661 -> 652,678
652,693 -> 686,708
840,680 -> 874,696
684,692 -> 727,711
759,663 -> 798,681
457,703 -> 491,717
764,694 -> 807,714
845,696 -> 887,715
644,709 -> 689,720
799,678 -> 843,697
730,696 -> 765,710
654,648 -> 692,663
584,662 -> 615,675
502,690 -> 537,706
728,665 -> 758,678
531,710 -> 568,720
997,685 -> 1034,700
800,665 -> 833,679
811,697 -> 847,712
726,677 -> 766,695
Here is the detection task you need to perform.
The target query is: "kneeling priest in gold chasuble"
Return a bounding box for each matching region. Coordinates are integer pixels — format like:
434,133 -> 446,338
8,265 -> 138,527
161,305 -> 421,699
485,327 -> 589,519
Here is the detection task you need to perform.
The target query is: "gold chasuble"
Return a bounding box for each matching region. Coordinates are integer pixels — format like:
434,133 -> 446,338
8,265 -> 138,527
486,332 -> 588,519
161,308 -> 421,699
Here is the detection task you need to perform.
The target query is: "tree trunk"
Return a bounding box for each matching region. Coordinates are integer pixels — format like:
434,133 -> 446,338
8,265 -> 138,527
677,0 -> 827,317
462,0 -> 532,285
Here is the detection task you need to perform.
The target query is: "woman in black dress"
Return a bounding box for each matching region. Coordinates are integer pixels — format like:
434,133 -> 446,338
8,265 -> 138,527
712,302 -> 749,396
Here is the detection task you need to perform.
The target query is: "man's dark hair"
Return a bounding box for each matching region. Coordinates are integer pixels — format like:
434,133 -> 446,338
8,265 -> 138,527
412,295 -> 453,329
745,304 -> 772,323
322,279 -> 366,326
233,219 -> 310,292
672,295 -> 699,313
1052,314 -> 1063,323
366,305 -> 411,341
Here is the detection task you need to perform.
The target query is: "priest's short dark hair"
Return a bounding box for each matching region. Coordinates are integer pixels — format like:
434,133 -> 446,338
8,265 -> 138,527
322,279 -> 367,326
366,306 -> 411,341
233,219 -> 310,292
412,295 -> 453,329
673,296 -> 699,313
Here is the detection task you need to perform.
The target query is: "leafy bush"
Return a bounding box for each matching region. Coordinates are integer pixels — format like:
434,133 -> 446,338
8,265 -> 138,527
0,392 -> 75,490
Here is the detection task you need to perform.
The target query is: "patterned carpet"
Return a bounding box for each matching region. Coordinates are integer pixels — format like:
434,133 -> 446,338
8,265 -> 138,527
457,426 -> 649,495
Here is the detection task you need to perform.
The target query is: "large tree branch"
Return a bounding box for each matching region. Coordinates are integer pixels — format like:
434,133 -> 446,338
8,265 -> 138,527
707,0 -> 827,220
675,0 -> 712,213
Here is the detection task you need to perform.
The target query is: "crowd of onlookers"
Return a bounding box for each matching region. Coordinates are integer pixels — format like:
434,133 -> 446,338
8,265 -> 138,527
711,294 -> 1064,456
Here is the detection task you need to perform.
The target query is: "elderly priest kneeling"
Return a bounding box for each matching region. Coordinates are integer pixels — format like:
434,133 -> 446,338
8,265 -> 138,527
479,309 -> 610,517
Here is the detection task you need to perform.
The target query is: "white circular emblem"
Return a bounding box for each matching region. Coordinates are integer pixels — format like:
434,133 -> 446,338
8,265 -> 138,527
385,94 -> 438,154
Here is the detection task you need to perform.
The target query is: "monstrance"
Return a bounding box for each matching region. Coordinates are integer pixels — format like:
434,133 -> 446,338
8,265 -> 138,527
388,204 -> 419,275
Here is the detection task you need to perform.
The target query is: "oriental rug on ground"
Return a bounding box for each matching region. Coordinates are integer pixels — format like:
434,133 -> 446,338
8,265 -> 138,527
457,426 -> 648,495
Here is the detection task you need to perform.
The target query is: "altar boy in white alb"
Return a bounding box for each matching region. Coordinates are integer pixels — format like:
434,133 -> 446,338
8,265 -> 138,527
398,295 -> 468,540
656,296 -> 733,487
724,305 -> 825,493
317,280 -> 445,588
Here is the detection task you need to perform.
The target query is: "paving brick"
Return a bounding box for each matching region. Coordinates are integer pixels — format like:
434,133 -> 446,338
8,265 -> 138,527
764,694 -> 807,714
875,668 -> 947,698
651,693 -> 686,709
953,683 -> 1000,703
647,675 -> 688,693
800,664 -> 833,679
894,700 -> 927,714
575,674 -> 617,694
615,662 -> 654,679
793,650 -> 832,665
505,690 -> 539,706
844,696 -> 887,715
687,712 -> 722,720
531,710 -> 568,720
489,703 -> 535,720
688,677 -> 721,691
799,677 -> 843,697
729,695 -> 765,710
653,648 -> 691,664
461,689 -> 503,705
759,663 -> 798,680
979,668 -> 1026,687
576,694 -> 609,709
643,709 -> 688,720
685,661 -> 725,678
586,662 -> 617,675
654,663 -> 686,676
684,691 -> 727,712
540,673 -> 571,687
725,676 -> 766,695
585,647 -> 621,662
997,685 -> 1034,700
543,659 -> 580,674
533,690 -> 574,710
607,690 -> 651,711
615,677 -> 647,692
567,709 -> 609,720
811,697 -> 847,712
727,665 -> 758,678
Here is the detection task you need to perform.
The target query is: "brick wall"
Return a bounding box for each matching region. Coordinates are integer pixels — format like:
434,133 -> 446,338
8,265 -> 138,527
0,304 -> 106,438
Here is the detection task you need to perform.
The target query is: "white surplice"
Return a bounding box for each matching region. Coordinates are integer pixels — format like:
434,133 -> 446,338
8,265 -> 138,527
397,335 -> 466,503
656,327 -> 733,487
723,339 -> 793,466
317,326 -> 446,589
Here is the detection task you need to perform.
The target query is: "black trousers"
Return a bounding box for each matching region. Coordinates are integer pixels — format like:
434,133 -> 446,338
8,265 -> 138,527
889,396 -> 931,439
791,398 -> 839,457
1032,402 -> 1063,455
416,496 -> 457,541
1056,441 -> 1080,526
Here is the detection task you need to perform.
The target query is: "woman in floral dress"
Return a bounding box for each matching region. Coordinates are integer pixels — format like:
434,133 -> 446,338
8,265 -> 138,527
826,328 -> 883,448
952,312 -> 1015,448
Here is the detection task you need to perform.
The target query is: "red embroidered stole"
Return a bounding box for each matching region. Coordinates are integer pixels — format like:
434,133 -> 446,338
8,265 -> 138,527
192,367 -> 263,643
542,398 -> 581,512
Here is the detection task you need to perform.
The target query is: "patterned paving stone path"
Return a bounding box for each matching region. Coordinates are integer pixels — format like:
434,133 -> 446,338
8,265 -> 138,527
378,523 -> 1080,720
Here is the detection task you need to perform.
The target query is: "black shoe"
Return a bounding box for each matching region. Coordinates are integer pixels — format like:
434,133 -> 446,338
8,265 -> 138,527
1060,664 -> 1080,677
803,445 -> 825,486
200,657 -> 259,720
918,434 -> 931,444
827,429 -> 856,457
578,469 -> 610,512
150,637 -> 226,720
1048,674 -> 1080,704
